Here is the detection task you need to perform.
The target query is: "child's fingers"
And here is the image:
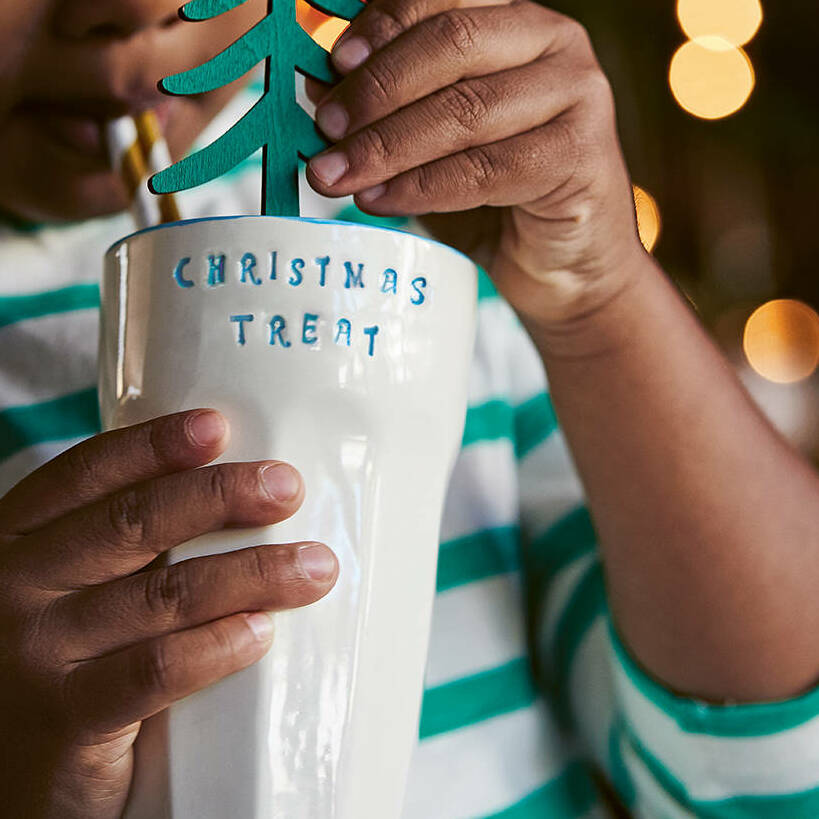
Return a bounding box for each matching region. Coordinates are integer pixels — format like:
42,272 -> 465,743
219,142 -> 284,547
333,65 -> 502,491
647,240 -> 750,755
308,58 -> 576,197
352,114 -> 598,215
304,75 -> 331,106
331,0 -> 513,75
65,612 -> 276,734
0,410 -> 229,536
317,2 -> 560,143
59,542 -> 338,658
11,460 -> 304,589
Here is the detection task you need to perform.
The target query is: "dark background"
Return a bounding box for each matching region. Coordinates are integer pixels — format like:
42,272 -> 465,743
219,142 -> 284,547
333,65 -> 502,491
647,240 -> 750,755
548,0 -> 819,457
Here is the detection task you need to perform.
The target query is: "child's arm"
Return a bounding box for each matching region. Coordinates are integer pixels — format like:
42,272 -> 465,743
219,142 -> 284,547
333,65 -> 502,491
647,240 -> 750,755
308,0 -> 819,703
0,411 -> 336,817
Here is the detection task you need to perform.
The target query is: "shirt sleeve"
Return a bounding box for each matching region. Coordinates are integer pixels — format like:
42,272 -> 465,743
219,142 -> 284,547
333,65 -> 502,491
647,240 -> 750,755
508,310 -> 819,818
606,622 -> 819,818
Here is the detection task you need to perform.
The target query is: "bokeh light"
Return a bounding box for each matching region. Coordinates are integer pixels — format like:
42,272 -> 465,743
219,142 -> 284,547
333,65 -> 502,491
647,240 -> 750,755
669,38 -> 755,120
633,185 -> 661,252
677,0 -> 763,48
296,0 -> 350,51
743,300 -> 819,384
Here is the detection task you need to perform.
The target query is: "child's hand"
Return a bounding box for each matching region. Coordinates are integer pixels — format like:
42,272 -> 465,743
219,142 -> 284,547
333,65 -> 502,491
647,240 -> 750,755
0,411 -> 336,818
307,0 -> 642,329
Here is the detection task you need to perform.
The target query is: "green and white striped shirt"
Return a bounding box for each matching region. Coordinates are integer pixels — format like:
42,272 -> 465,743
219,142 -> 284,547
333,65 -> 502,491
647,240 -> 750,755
4,92 -> 819,819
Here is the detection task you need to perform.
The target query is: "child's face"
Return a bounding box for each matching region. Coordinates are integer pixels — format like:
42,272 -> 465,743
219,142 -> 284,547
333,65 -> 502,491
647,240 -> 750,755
0,0 -> 264,223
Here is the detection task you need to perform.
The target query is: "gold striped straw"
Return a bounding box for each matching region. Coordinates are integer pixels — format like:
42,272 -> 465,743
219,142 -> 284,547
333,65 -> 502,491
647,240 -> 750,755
105,112 -> 181,229
134,110 -> 181,224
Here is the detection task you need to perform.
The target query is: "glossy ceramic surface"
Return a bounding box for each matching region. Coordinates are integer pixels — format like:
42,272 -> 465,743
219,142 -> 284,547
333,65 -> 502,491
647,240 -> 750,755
99,216 -> 478,818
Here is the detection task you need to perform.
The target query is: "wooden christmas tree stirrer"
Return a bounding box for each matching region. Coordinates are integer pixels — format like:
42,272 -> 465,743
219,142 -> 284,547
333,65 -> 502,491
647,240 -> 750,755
149,0 -> 365,217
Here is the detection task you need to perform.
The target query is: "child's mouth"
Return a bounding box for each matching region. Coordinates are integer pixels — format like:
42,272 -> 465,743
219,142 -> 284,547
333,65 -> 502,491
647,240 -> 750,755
16,100 -> 175,163
28,107 -> 105,157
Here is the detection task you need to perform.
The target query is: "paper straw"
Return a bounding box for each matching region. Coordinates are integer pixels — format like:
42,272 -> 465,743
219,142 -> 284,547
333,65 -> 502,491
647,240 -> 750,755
105,113 -> 181,229
134,110 -> 182,224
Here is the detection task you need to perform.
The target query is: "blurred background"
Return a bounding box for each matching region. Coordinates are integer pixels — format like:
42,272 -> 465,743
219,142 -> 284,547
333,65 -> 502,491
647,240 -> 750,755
550,0 -> 819,460
299,0 -> 819,458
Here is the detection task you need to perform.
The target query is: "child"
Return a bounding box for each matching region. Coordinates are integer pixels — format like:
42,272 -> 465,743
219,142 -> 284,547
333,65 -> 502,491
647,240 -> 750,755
3,0 -> 819,816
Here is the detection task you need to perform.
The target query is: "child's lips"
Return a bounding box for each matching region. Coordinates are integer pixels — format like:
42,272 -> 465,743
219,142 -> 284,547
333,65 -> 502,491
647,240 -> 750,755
42,111 -> 104,156
18,100 -> 174,161
19,105 -> 104,158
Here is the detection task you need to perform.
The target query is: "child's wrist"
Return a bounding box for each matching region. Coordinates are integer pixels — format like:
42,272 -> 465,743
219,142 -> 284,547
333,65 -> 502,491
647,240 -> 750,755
513,248 -> 660,361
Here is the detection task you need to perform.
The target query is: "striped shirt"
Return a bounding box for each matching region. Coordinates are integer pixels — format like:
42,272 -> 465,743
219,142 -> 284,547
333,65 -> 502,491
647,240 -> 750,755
4,89 -> 819,819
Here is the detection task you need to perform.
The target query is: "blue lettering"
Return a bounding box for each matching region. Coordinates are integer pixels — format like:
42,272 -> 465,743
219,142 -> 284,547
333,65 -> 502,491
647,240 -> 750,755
173,257 -> 193,288
363,325 -> 379,357
302,313 -> 319,345
230,314 -> 253,346
207,254 -> 225,287
290,258 -> 305,286
335,319 -> 352,347
269,315 -> 292,348
344,261 -> 364,289
269,250 -> 278,280
315,256 -> 330,287
410,276 -> 427,306
381,268 -> 398,294
240,252 -> 261,285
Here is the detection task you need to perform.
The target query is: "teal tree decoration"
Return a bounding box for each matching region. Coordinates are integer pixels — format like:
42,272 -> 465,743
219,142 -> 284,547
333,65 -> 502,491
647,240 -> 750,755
149,0 -> 365,216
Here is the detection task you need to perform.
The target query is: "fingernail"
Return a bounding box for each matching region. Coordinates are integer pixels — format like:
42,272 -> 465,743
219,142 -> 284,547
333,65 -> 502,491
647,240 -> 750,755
246,612 -> 275,642
187,411 -> 226,447
261,463 -> 301,501
332,36 -> 371,72
309,151 -> 348,186
299,543 -> 337,581
316,101 -> 349,141
358,183 -> 387,203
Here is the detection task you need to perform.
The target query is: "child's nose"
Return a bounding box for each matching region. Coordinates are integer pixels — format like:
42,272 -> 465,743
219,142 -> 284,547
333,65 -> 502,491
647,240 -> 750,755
54,0 -> 183,40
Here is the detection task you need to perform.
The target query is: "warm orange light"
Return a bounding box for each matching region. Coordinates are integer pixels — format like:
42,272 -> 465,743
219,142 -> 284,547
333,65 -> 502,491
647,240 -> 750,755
677,0 -> 763,48
633,185 -> 661,253
311,16 -> 350,50
296,0 -> 350,51
669,37 -> 755,120
743,300 -> 819,384
296,0 -> 324,32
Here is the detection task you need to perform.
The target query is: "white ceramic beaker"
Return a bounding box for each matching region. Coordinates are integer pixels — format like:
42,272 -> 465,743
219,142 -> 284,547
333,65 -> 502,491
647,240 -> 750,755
99,216 -> 477,819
